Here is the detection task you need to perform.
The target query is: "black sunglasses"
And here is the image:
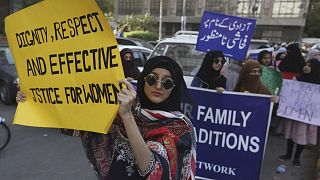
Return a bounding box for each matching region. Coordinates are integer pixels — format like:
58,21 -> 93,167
213,59 -> 226,64
144,74 -> 175,91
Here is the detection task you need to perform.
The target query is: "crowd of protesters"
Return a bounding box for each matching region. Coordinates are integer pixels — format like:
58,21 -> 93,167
15,39 -> 320,179
190,41 -> 320,168
227,41 -> 320,168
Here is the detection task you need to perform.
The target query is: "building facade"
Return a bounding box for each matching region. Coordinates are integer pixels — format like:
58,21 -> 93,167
114,0 -> 310,42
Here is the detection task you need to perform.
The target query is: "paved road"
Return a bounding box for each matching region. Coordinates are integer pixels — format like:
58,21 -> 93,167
260,133 -> 316,180
0,103 -> 317,180
0,103 -> 96,180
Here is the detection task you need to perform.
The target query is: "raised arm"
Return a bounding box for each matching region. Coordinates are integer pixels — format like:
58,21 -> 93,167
117,79 -> 152,174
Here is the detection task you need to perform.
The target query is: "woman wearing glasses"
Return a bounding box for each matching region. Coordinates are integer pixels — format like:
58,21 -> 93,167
16,56 -> 196,180
191,50 -> 226,92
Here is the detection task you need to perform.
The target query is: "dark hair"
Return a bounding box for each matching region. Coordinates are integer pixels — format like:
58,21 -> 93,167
257,50 -> 272,66
278,43 -> 304,73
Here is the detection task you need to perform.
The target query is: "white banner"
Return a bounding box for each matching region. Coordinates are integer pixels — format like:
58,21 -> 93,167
277,79 -> 320,126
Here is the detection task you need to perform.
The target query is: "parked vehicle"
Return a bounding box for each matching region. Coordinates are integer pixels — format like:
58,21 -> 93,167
149,31 -> 206,86
118,45 -> 152,68
149,31 -> 269,86
249,39 -> 270,49
147,41 -> 159,47
116,37 -> 154,50
0,47 -> 19,104
312,42 -> 320,50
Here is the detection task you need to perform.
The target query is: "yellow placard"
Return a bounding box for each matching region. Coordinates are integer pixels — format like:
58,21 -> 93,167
5,0 -> 124,133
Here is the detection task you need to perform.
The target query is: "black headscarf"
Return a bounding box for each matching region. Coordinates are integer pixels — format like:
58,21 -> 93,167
296,59 -> 320,84
234,60 -> 270,95
278,43 -> 304,73
195,50 -> 226,89
120,48 -> 140,79
137,56 -> 188,112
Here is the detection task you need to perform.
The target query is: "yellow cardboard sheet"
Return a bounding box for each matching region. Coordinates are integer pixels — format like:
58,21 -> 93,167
5,0 -> 124,133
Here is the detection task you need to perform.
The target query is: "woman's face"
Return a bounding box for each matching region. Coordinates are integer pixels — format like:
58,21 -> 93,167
261,54 -> 271,66
124,53 -> 133,61
249,67 -> 262,76
303,62 -> 311,74
144,68 -> 174,104
212,57 -> 225,71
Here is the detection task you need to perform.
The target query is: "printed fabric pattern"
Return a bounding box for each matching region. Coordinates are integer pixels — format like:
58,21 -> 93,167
79,107 -> 196,180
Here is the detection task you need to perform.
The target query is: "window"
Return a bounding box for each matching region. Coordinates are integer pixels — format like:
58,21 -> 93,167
150,42 -> 206,76
205,0 -> 225,12
255,26 -> 283,42
132,51 -> 143,66
141,50 -> 151,58
237,0 -> 262,17
272,0 -> 303,18
117,38 -> 137,46
118,0 -> 143,15
150,0 -> 168,16
176,0 -> 196,16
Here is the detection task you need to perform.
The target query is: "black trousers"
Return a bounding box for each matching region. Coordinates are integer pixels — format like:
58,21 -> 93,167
285,139 -> 305,160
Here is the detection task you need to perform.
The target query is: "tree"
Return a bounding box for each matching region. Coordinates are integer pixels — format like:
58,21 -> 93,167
119,13 -> 157,32
304,0 -> 320,37
118,13 -> 158,41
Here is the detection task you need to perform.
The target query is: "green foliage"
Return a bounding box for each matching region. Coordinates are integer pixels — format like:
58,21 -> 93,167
105,0 -> 114,14
124,31 -> 158,41
119,13 -> 157,33
304,1 -> 320,37
104,12 -> 115,21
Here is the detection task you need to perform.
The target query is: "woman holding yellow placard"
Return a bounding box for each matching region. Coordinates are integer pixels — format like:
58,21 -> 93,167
16,56 -> 196,179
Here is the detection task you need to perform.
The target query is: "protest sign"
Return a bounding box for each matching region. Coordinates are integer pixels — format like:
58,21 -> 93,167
196,11 -> 256,60
260,65 -> 282,95
181,87 -> 272,180
277,79 -> 320,126
5,0 -> 124,133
